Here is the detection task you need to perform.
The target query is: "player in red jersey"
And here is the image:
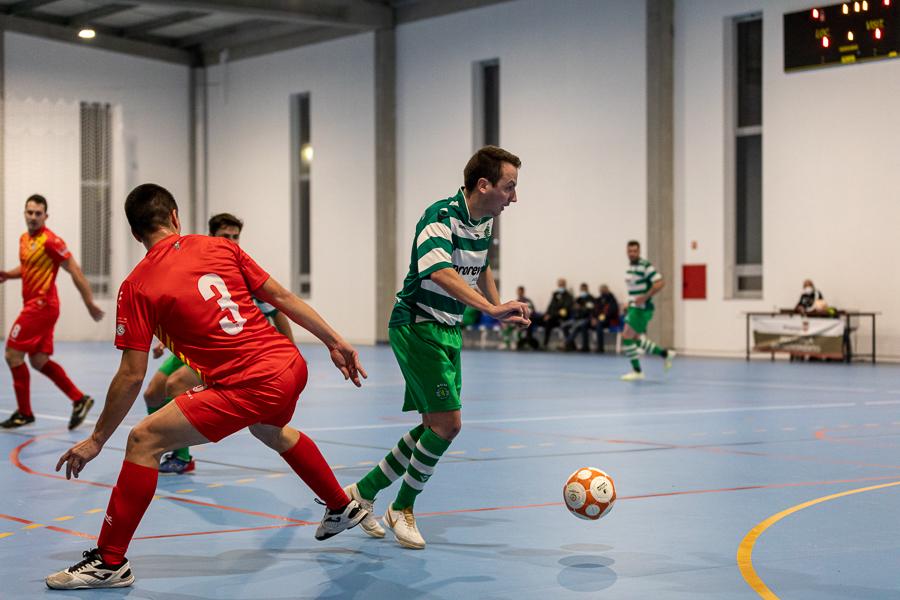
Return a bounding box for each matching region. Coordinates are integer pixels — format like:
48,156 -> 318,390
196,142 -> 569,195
0,195 -> 104,430
46,184 -> 369,590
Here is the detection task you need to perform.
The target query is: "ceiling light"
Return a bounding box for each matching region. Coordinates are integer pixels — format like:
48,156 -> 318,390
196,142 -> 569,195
78,28 -> 96,39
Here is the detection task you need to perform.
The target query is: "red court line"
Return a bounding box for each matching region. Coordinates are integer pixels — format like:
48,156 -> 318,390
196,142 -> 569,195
10,434 -> 311,524
415,473 -> 900,518
815,426 -> 900,450
134,523 -> 307,540
0,513 -> 95,539
467,422 -> 900,470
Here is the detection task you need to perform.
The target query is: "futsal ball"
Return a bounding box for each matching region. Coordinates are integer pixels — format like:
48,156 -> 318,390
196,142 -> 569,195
564,467 -> 616,520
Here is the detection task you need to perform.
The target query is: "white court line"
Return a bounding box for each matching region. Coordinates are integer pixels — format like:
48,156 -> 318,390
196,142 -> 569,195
300,401 -> 860,433
864,400 -> 900,406
506,369 -> 879,395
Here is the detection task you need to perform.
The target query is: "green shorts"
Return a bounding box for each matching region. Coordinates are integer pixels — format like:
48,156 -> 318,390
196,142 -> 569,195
158,354 -> 186,376
389,322 -> 462,414
624,306 -> 654,335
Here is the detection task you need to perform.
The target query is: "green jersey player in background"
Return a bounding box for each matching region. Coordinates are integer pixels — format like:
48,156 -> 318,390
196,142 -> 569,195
620,240 -> 674,380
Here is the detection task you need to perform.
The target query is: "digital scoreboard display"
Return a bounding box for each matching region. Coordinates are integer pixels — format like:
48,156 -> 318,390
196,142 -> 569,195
784,0 -> 899,71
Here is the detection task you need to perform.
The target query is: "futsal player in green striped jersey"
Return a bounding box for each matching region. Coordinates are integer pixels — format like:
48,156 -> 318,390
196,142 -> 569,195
348,146 -> 531,549
621,240 -> 675,380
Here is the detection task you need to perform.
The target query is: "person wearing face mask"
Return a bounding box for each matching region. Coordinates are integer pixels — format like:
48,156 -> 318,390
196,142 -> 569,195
795,279 -> 824,314
540,278 -> 574,349
562,283 -> 595,352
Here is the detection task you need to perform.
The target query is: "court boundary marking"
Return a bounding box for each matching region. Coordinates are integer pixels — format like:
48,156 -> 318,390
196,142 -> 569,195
9,428 -> 900,543
737,479 -> 900,599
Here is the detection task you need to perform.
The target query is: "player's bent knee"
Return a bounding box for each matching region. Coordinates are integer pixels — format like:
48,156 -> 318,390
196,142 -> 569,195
126,422 -> 165,458
5,348 -> 24,367
249,424 -> 294,452
28,353 -> 48,370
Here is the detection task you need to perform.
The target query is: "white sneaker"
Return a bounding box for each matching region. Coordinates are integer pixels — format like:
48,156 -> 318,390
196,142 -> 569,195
345,483 -> 385,538
383,505 -> 426,549
314,499 -> 368,541
620,371 -> 645,381
664,350 -> 676,371
46,548 -> 134,590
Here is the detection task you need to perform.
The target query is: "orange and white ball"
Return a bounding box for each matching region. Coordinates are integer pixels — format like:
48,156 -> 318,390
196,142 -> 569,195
563,467 -> 616,520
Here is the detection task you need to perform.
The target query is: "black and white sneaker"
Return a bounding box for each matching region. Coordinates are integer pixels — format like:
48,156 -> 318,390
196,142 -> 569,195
45,548 -> 134,590
0,410 -> 35,429
314,499 -> 368,541
68,395 -> 94,430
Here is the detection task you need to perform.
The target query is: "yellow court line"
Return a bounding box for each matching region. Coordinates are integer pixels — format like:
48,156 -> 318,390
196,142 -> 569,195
0,533 -> 13,539
53,516 -> 74,522
737,479 -> 900,599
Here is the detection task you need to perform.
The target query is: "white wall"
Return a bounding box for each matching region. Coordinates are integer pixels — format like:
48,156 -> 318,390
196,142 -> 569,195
3,32 -> 190,342
675,0 -> 900,359
205,33 -> 376,344
396,0 -> 648,312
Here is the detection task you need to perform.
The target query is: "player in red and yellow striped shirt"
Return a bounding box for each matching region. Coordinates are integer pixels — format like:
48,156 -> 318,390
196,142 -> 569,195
0,195 -> 104,429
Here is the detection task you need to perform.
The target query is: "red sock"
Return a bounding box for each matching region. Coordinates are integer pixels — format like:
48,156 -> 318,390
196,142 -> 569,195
280,432 -> 348,510
38,359 -> 83,402
97,461 -> 158,564
10,363 -> 31,416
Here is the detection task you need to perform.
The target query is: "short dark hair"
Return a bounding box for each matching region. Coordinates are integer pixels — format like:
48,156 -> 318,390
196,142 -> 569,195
627,240 -> 641,248
25,194 -> 48,211
464,145 -> 521,192
125,184 -> 178,238
208,213 -> 244,236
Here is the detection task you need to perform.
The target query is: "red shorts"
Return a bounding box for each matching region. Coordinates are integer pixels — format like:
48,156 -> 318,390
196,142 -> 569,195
175,353 -> 309,442
7,300 -> 59,355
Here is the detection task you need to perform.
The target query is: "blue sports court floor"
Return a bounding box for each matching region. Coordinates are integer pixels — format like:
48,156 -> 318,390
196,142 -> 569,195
2,341 -> 900,599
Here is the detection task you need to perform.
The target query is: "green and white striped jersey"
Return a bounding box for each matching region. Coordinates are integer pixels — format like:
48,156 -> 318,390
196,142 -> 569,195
626,258 -> 662,309
390,188 -> 492,327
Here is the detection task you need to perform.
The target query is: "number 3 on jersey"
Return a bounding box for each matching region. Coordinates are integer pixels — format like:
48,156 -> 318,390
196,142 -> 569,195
198,273 -> 246,335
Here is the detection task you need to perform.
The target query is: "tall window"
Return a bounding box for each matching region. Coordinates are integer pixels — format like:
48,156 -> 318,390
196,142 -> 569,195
80,102 -> 112,296
729,15 -> 763,298
290,93 -> 311,297
473,59 -> 500,286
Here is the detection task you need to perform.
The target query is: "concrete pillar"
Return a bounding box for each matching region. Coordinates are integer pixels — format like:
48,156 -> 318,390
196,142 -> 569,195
0,30 -> 6,334
646,0 -> 675,348
189,66 -> 208,234
374,28 -> 397,342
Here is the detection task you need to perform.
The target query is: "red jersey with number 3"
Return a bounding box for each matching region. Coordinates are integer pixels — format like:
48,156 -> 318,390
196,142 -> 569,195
115,234 -> 299,386
19,226 -> 71,307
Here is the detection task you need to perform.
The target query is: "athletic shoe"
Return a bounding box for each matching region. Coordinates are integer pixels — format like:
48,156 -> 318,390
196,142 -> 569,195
159,453 -> 195,474
345,483 -> 385,538
45,548 -> 134,590
664,350 -> 676,371
68,395 -> 94,430
383,505 -> 426,549
0,410 -> 35,429
314,499 -> 368,541
620,371 -> 645,381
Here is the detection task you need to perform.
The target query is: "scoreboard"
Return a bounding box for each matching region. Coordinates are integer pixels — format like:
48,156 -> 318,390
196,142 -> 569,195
784,1 -> 899,71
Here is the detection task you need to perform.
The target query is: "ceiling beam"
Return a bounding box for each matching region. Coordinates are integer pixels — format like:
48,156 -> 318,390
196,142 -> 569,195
119,11 -> 207,36
395,0 -> 515,24
135,0 -> 391,30
202,25 -> 355,65
0,13 -> 194,65
199,21 -> 304,53
174,19 -> 269,48
4,0 -> 60,16
67,4 -> 135,27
